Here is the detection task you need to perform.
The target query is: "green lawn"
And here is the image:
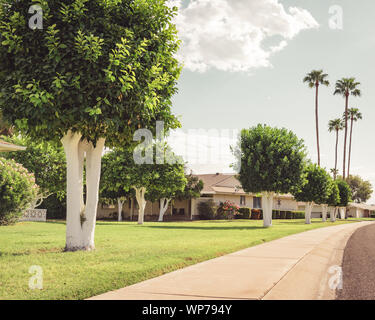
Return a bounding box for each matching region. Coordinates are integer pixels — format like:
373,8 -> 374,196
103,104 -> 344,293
0,218 -> 367,300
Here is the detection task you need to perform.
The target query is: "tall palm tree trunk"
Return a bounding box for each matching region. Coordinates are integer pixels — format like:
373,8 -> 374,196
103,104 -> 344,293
315,83 -> 320,166
343,94 -> 349,179
334,129 -> 339,180
347,117 -> 354,178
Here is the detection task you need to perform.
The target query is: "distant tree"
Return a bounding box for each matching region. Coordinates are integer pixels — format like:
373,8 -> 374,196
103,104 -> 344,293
175,173 -> 203,201
234,124 -> 306,227
100,150 -> 133,222
303,70 -> 330,166
327,180 -> 341,222
336,179 -> 352,219
328,119 -> 344,180
334,78 -> 361,179
147,158 -> 187,222
346,175 -> 373,203
292,163 -> 332,224
345,108 -> 362,178
0,136 -> 66,208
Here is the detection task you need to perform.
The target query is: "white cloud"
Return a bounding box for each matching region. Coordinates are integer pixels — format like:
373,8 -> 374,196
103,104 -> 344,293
168,0 -> 319,72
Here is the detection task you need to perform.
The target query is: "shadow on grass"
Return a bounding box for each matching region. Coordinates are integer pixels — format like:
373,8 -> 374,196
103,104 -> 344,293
142,225 -> 265,231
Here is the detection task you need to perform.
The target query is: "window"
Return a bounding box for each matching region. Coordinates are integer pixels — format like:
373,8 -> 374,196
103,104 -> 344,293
253,197 -> 262,209
240,196 -> 246,206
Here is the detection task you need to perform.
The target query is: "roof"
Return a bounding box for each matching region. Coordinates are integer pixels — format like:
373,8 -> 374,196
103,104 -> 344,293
194,173 -> 294,198
0,140 -> 26,152
348,202 -> 375,211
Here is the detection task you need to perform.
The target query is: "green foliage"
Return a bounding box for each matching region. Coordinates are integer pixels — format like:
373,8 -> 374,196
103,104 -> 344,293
0,157 -> 39,225
237,207 -> 251,219
293,163 -> 332,204
0,0 -> 181,146
346,175 -> 373,203
0,135 -> 66,199
100,148 -> 133,202
197,200 -> 216,220
235,124 -> 306,194
175,173 -> 204,200
291,211 -> 305,219
336,179 -> 352,207
100,144 -> 187,202
327,180 -> 340,207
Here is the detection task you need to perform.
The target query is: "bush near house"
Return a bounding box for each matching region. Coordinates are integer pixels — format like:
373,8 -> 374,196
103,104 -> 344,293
198,200 -> 217,220
272,210 -> 305,219
0,158 -> 39,225
236,207 -> 251,219
251,209 -> 263,220
216,201 -> 240,220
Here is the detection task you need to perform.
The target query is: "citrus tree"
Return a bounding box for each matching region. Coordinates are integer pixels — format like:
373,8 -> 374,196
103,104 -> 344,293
0,0 -> 181,250
235,125 -> 306,227
100,150 -> 133,221
336,179 -> 352,219
327,180 -> 340,222
147,160 -> 187,222
293,163 -> 332,224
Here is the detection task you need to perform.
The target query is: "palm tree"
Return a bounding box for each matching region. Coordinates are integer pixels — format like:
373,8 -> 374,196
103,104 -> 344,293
328,119 -> 344,180
330,168 -> 339,179
345,108 -> 362,178
333,78 -> 361,179
303,70 -> 329,166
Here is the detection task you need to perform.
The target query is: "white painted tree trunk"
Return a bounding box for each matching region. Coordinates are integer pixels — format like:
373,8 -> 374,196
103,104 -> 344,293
158,198 -> 171,222
81,138 -> 105,250
339,207 -> 345,219
130,198 -> 134,221
330,207 -> 337,222
117,198 -> 124,222
322,204 -> 328,222
305,202 -> 313,224
135,187 -> 147,225
62,131 -> 84,250
262,192 -> 274,227
61,131 -> 105,251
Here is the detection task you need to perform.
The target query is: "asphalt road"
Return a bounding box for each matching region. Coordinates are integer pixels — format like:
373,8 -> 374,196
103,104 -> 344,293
337,223 -> 375,300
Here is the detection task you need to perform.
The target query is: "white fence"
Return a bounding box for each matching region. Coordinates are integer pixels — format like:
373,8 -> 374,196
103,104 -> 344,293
21,209 -> 47,222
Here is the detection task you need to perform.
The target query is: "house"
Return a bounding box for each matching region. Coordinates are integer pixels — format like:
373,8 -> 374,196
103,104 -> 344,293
97,173 -> 299,221
96,172 -> 375,221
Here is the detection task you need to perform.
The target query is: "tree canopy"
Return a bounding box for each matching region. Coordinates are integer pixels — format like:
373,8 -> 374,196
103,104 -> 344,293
336,179 -> 352,207
175,173 -> 204,201
0,0 -> 181,146
293,163 -> 332,205
327,179 -> 341,207
235,124 -> 306,194
346,175 -> 373,203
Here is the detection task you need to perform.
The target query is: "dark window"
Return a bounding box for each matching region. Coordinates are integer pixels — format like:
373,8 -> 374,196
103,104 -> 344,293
240,196 -> 246,206
253,197 -> 261,209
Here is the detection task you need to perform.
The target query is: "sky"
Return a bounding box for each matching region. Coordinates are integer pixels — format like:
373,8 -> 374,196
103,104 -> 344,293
166,0 -> 375,203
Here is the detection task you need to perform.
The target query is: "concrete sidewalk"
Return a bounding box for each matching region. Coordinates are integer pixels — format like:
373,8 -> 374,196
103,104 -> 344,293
89,221 -> 374,300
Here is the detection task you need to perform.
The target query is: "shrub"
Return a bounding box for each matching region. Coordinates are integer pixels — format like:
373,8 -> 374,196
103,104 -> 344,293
251,208 -> 263,220
198,200 -> 217,220
0,158 -> 39,225
216,201 -> 240,220
291,211 -> 305,219
41,194 -> 66,219
237,207 -> 251,219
